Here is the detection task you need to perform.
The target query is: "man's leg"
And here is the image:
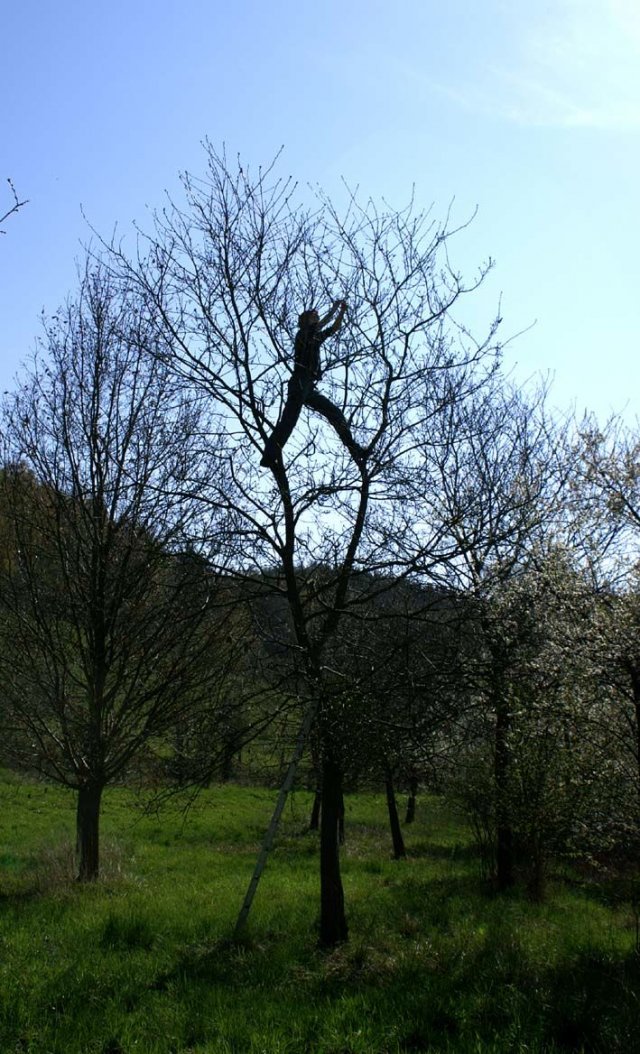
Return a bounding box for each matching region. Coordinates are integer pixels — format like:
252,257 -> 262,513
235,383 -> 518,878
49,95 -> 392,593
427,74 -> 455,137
305,390 -> 367,462
261,377 -> 307,467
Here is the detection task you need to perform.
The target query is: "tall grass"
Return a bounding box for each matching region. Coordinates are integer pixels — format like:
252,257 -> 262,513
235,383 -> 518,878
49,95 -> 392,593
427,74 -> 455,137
0,773 -> 637,1053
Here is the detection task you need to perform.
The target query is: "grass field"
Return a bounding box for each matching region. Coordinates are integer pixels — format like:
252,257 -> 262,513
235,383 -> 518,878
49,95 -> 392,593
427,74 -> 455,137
0,772 -> 639,1054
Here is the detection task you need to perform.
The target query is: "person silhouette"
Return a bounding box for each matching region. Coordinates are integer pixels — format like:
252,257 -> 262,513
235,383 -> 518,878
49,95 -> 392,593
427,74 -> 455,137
261,301 -> 366,468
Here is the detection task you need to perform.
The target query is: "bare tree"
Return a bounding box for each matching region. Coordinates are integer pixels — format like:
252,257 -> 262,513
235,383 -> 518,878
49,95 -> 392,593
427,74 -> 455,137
110,147 -> 502,944
0,264 -> 238,880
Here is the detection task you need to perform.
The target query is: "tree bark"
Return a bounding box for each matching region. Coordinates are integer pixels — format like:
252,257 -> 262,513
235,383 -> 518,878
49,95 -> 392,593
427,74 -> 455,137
385,768 -> 406,859
320,756 -> 348,947
76,782 -> 103,882
338,786 -> 345,845
405,774 -> 418,824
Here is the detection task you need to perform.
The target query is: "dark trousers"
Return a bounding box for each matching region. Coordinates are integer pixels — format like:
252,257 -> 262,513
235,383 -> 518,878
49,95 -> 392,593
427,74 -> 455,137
261,374 -> 363,466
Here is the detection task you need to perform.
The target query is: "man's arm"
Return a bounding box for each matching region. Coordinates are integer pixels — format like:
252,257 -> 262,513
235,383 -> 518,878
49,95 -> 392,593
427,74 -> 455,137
318,300 -> 347,339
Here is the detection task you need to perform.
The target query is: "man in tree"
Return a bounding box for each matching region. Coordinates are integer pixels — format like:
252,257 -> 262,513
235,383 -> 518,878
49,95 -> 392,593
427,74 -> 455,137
112,148 -> 502,946
261,300 -> 366,468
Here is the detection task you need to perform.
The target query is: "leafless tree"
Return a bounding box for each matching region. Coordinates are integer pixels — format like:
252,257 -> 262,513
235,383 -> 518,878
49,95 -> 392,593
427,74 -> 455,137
0,264 -> 240,880
109,146 -> 502,945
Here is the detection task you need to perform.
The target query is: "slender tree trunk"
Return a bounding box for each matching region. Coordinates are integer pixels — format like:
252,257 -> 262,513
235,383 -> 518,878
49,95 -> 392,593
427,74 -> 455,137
320,756 -> 348,947
527,840 -> 546,903
494,694 -> 514,891
220,741 -> 235,782
631,668 -> 640,808
309,787 -> 322,831
309,740 -> 322,831
76,782 -> 103,882
405,774 -> 418,824
385,768 -> 406,859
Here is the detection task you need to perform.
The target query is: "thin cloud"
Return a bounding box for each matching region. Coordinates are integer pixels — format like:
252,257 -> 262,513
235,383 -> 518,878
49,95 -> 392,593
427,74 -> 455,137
440,0 -> 640,130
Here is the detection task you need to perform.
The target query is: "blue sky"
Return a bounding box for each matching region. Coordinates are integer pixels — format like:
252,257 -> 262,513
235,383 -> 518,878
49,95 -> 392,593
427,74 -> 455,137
2,0 -> 639,423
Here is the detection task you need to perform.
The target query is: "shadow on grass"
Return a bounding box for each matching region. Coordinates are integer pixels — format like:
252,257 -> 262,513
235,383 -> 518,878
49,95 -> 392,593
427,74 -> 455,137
564,870 -> 640,912
141,924 -> 640,1053
0,885 -> 41,906
3,873 -> 638,1054
409,839 -> 481,863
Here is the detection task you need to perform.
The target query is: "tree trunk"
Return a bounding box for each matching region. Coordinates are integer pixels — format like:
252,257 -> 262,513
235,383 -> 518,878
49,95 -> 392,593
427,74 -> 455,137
76,782 -> 103,882
631,668 -> 640,808
316,788 -> 345,843
320,757 -> 348,947
496,823 -> 514,891
527,841 -> 546,902
494,695 -> 514,891
309,787 -> 322,831
220,741 -> 235,782
405,775 -> 418,824
338,786 -> 345,845
385,768 -> 406,859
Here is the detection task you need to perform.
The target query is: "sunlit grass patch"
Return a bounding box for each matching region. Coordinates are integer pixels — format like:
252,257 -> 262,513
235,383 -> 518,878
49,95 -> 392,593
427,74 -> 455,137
0,772 -> 638,1052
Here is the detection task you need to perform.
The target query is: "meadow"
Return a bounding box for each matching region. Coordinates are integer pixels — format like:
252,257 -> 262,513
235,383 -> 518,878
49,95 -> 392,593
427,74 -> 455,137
0,771 -> 638,1054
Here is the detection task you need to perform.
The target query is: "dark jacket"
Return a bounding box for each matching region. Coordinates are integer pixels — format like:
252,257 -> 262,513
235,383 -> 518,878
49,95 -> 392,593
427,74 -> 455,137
294,324 -> 323,381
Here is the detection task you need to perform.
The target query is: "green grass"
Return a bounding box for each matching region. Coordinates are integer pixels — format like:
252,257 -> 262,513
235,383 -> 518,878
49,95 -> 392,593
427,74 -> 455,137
0,773 -> 638,1053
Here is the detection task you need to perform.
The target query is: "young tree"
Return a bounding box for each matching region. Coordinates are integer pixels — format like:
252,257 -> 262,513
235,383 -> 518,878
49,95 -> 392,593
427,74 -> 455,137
0,266 -> 237,880
318,574 -> 464,855
112,147 -> 502,944
411,378 -> 566,890
481,551 -> 605,897
572,418 -> 640,817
